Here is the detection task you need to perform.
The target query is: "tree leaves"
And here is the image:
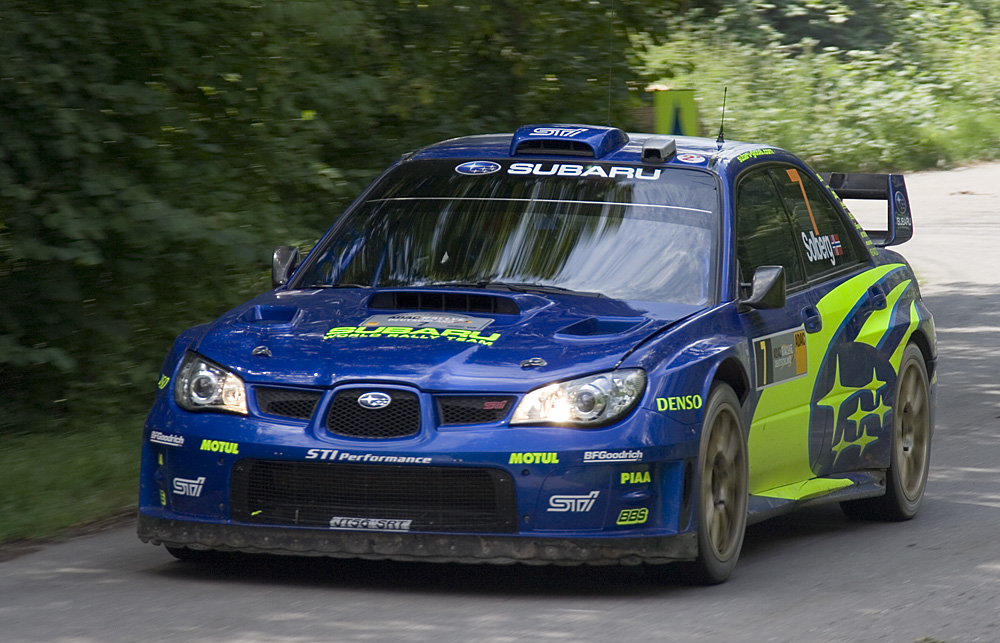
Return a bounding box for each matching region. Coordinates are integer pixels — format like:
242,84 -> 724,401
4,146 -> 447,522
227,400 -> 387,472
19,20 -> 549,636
640,1 -> 1000,171
0,0 -> 678,431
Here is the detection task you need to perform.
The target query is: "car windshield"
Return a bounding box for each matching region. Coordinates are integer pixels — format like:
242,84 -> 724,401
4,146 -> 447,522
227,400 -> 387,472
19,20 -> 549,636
295,159 -> 720,305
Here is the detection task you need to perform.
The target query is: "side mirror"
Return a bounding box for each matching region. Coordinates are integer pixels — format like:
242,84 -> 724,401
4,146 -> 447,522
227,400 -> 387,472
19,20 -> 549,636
741,265 -> 786,310
271,246 -> 300,289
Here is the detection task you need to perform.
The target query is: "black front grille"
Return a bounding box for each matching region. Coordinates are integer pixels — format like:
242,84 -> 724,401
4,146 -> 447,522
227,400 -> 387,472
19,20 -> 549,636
438,396 -> 515,425
231,460 -> 518,533
256,387 -> 322,420
326,389 -> 420,439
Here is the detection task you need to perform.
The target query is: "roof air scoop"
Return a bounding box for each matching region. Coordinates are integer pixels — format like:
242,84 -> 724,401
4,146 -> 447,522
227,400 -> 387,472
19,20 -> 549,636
641,137 -> 677,163
511,124 -> 629,159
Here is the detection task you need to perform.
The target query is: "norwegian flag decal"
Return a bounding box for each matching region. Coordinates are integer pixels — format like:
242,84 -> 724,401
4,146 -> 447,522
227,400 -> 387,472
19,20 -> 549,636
830,234 -> 843,256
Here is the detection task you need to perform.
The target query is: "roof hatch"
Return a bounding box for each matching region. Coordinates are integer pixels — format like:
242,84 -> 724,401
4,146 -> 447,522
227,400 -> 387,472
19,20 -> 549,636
511,125 -> 629,159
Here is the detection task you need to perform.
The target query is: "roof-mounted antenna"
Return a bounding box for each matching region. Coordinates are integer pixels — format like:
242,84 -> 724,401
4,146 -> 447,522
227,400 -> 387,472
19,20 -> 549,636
716,87 -> 728,145
606,0 -> 615,126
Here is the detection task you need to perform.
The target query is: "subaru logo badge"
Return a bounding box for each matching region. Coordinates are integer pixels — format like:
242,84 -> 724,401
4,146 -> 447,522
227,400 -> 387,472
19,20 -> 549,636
894,190 -> 909,217
358,392 -> 392,409
455,161 -> 501,176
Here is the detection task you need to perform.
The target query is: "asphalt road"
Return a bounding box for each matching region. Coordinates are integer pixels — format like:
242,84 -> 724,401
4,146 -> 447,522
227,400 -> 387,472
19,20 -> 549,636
4,165 -> 1000,643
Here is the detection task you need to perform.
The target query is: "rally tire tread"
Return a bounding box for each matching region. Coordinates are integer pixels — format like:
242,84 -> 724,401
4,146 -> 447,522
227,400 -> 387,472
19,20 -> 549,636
681,383 -> 748,585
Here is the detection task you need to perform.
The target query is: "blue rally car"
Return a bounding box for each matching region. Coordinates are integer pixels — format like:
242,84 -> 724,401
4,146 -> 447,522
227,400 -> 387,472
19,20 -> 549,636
138,124 -> 936,583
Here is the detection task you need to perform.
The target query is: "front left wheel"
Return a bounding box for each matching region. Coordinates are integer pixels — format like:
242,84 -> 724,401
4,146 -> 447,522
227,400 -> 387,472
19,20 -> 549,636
685,384 -> 748,585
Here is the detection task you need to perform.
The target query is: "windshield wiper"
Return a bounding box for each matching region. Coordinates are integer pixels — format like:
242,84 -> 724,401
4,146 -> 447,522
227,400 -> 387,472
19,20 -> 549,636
428,281 -> 606,298
306,283 -> 371,289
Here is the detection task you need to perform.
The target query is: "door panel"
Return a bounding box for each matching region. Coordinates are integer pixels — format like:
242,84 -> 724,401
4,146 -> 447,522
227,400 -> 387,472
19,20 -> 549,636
736,165 -> 918,497
742,293 -> 817,495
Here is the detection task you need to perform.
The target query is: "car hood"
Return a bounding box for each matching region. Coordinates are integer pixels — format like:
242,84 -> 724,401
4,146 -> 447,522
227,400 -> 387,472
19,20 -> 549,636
191,288 -> 702,391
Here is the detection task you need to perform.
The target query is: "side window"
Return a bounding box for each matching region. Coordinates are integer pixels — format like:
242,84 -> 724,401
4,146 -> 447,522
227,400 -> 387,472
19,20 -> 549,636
771,167 -> 863,280
736,170 -> 805,288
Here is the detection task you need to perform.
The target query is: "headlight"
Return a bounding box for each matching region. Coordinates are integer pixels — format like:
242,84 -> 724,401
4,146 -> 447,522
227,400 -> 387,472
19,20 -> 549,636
511,369 -> 646,427
174,353 -> 248,415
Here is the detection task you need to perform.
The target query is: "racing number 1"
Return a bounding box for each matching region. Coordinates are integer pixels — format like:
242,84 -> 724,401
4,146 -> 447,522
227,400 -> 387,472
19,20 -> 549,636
757,340 -> 768,386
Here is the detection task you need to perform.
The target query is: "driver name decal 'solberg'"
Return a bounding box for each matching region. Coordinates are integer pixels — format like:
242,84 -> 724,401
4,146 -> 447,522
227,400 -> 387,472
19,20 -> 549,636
508,163 -> 662,180
802,231 -> 843,265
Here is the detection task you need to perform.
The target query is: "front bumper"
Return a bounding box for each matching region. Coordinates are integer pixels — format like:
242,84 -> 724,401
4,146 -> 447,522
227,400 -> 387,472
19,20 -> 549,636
137,514 -> 698,565
140,382 -> 703,565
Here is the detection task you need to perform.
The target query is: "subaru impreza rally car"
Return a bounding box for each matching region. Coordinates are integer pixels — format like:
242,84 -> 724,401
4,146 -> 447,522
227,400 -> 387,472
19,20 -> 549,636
138,124 -> 935,583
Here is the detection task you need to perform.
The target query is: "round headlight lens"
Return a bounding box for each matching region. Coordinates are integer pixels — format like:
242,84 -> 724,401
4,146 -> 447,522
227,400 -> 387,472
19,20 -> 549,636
512,369 -> 646,427
190,368 -> 222,405
174,353 -> 248,415
570,383 -> 607,420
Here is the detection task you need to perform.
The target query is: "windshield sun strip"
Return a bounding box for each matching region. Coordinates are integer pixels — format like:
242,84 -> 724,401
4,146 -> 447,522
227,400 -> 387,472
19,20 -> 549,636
366,196 -> 713,215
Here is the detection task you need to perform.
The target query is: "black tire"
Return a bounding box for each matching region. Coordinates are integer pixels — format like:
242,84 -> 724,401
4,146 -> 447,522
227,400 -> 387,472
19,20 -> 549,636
684,384 -> 748,585
841,343 -> 931,521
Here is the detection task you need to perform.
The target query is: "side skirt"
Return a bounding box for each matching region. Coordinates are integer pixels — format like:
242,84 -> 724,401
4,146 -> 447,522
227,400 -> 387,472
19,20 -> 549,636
747,470 -> 887,525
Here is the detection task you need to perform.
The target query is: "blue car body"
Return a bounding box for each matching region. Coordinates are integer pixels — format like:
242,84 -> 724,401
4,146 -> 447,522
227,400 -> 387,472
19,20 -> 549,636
138,124 -> 936,580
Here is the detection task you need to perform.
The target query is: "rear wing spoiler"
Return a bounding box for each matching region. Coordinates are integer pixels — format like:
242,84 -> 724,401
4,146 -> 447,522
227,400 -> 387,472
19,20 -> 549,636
819,173 -> 912,247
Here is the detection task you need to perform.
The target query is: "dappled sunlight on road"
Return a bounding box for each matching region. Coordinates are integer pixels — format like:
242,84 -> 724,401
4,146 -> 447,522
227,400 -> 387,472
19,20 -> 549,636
917,284 -> 1000,525
905,164 -> 1000,293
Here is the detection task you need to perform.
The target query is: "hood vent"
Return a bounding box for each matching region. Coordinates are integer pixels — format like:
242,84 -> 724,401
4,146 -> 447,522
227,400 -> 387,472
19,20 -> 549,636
241,305 -> 299,325
515,139 -> 594,157
556,316 -> 646,337
368,290 -> 520,315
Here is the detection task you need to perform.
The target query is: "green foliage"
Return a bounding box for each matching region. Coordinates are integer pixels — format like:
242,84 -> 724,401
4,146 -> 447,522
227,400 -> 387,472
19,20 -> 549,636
0,0 -> 669,437
0,415 -> 142,542
0,1 -> 344,431
639,1 -> 1000,171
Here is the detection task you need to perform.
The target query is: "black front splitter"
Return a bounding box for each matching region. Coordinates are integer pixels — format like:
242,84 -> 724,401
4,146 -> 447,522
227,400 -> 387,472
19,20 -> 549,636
137,514 -> 697,566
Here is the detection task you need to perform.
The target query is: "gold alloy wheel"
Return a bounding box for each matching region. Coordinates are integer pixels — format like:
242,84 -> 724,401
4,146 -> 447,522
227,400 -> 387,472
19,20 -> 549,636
895,352 -> 931,502
700,402 -> 747,561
